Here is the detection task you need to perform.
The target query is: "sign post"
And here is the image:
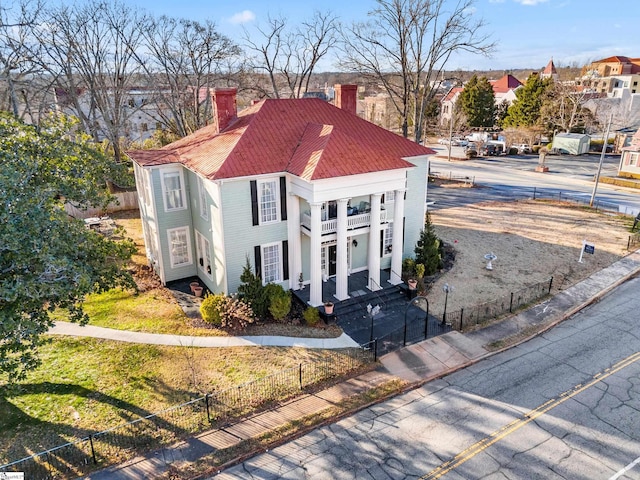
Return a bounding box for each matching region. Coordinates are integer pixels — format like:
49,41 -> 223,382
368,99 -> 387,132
579,240 -> 595,263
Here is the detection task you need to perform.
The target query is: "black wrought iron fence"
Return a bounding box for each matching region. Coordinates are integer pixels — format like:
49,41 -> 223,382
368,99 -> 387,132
443,277 -> 553,331
1,347 -> 373,479
366,277 -> 553,360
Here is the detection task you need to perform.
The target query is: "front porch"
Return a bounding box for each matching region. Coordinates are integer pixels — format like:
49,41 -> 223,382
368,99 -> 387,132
292,269 -> 393,306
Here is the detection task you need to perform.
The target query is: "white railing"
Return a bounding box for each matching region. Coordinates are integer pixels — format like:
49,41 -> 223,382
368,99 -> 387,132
301,210 -> 387,234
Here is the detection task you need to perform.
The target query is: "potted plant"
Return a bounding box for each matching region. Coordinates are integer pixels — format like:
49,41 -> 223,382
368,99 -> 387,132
190,281 -> 200,293
324,301 -> 334,315
407,278 -> 418,290
193,286 -> 204,297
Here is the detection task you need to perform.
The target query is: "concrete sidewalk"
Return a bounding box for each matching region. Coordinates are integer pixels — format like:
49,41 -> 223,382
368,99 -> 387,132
86,250 -> 640,479
49,322 -> 359,349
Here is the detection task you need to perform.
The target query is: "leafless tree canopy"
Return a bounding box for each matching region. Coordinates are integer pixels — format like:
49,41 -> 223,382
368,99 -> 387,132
242,11 -> 339,99
136,16 -> 240,137
340,0 -> 494,142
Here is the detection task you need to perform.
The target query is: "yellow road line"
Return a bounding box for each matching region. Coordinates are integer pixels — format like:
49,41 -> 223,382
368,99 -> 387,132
422,352 -> 640,479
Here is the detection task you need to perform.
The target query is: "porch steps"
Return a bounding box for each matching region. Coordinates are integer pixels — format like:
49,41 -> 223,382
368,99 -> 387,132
334,285 -> 410,343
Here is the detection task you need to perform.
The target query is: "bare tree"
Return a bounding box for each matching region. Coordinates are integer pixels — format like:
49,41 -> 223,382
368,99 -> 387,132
134,16 -> 240,138
340,0 -> 494,143
0,0 -> 49,121
243,11 -> 339,99
541,80 -> 594,134
32,0 -> 146,162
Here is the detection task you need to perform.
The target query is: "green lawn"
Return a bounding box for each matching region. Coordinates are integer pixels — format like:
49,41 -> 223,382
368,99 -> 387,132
0,336 -> 350,464
1,211 -> 349,469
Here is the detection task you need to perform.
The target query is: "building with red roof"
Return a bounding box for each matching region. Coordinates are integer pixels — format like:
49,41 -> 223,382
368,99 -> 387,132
440,74 -> 522,126
128,86 -> 434,306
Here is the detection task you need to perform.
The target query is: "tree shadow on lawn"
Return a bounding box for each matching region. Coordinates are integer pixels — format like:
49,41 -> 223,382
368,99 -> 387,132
1,379 -> 200,476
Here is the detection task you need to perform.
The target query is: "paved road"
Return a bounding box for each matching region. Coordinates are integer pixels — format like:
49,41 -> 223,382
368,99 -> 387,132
213,277 -> 640,479
427,151 -> 640,214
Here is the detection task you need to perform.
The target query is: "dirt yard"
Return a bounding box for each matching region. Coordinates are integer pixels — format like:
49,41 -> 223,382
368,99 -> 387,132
428,199 -> 634,314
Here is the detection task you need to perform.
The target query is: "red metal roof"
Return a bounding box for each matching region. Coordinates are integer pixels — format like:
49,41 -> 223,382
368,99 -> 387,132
490,74 -> 522,93
128,98 -> 434,180
443,87 -> 463,102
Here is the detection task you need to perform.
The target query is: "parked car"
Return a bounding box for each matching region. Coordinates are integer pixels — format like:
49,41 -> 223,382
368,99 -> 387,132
438,138 -> 451,145
454,138 -> 469,147
514,143 -> 531,154
481,144 -> 497,156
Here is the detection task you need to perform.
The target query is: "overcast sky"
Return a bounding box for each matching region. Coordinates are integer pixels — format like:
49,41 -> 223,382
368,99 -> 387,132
66,0 -> 640,71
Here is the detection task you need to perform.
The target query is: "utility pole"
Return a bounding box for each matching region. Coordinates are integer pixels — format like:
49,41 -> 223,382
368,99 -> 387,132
590,113 -> 613,207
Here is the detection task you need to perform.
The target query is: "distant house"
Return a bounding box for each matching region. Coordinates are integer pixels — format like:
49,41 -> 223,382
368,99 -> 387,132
552,133 -> 591,155
440,74 -> 522,126
127,85 -> 434,307
618,129 -> 640,177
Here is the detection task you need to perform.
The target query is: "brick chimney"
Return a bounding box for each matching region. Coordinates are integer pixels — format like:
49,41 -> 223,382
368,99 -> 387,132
333,84 -> 357,116
211,88 -> 237,133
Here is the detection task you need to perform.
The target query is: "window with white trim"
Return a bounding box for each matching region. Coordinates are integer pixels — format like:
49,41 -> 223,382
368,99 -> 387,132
629,152 -> 640,167
262,242 -> 281,284
384,191 -> 396,203
161,169 -> 186,211
195,230 -> 212,277
259,179 -> 279,224
167,227 -> 192,267
198,177 -> 208,220
383,223 -> 393,257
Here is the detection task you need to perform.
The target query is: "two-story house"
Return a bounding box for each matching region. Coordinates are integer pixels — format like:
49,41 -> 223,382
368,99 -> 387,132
440,74 -> 522,126
127,85 -> 435,307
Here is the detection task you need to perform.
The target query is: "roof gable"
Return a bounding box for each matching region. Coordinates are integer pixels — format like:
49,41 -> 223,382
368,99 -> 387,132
543,59 -> 557,75
490,74 -> 522,93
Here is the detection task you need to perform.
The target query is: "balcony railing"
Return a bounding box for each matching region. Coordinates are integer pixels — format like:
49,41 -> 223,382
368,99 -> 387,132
301,210 -> 387,235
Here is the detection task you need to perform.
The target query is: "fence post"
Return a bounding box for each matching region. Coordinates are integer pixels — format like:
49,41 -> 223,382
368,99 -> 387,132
374,338 -> 378,362
205,394 -> 211,423
548,276 -> 553,294
629,236 -> 632,251
509,292 -> 514,313
533,187 -> 536,200
559,191 -> 562,201
403,318 -> 408,347
424,310 -> 428,340
299,363 -> 303,390
89,435 -> 97,465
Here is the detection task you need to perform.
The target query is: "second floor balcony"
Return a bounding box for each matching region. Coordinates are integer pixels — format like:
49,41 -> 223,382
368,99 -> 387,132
301,208 -> 387,235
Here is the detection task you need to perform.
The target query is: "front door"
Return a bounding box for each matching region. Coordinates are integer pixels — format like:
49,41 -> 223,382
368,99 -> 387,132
328,245 -> 337,276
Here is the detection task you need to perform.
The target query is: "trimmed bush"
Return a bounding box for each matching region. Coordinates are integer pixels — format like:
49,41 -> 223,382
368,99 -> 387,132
303,307 -> 320,327
200,293 -> 226,326
200,294 -> 255,330
265,283 -> 292,321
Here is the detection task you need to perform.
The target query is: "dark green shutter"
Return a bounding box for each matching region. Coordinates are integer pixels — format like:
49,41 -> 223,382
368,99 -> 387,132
282,240 -> 289,280
254,245 -> 262,278
279,177 -> 287,221
250,180 -> 259,226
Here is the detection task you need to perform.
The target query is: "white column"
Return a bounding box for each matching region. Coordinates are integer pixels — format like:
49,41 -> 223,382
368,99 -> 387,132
309,202 -> 323,306
335,198 -> 350,301
389,189 -> 405,285
367,193 -> 382,291
287,193 -> 302,290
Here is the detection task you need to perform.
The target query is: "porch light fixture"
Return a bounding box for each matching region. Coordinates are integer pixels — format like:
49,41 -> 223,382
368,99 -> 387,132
352,239 -> 358,247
